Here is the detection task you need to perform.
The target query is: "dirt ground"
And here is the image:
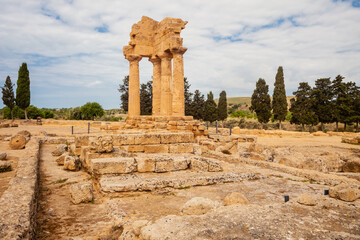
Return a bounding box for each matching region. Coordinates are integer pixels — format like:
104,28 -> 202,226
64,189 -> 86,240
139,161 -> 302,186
0,121 -> 359,239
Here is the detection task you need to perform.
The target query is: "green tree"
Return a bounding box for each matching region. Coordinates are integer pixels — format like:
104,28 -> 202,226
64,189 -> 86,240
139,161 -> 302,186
204,91 -> 218,123
190,89 -> 205,120
26,105 -> 44,119
331,75 -> 345,131
272,66 -> 288,130
140,80 -> 152,115
43,109 -> 54,119
80,102 -> 105,120
69,107 -> 82,120
118,75 -> 129,112
312,78 -> 334,131
184,77 -> 193,116
352,84 -> 360,132
16,63 -> 31,120
217,90 -> 228,121
290,82 -> 318,131
250,78 -> 271,126
1,76 -> 16,120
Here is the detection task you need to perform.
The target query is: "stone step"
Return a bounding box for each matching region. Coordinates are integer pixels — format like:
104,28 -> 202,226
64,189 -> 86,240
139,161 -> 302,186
90,155 -> 224,175
99,171 -> 261,192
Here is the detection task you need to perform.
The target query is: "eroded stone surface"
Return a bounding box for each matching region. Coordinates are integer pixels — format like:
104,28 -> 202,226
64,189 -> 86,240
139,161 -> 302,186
9,135 -> 26,149
69,182 -> 93,204
181,197 -> 218,215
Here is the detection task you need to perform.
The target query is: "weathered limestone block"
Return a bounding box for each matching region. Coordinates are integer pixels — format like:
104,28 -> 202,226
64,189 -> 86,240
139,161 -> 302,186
63,156 -> 81,171
343,159 -> 360,172
232,126 -> 241,135
190,158 -> 208,171
329,183 -> 360,202
134,134 -> 161,145
0,152 -> 6,160
17,130 -> 31,142
90,136 -> 114,153
128,145 -> 145,152
132,220 -> 149,236
52,144 -> 68,156
160,133 -> 194,144
136,157 -> 155,172
0,161 -> 11,171
297,193 -> 316,206
181,197 -> 217,215
200,141 -> 216,151
173,157 -> 190,171
208,160 -> 223,172
75,135 -> 89,148
69,182 -> 93,204
224,192 -> 249,205
144,144 -> 169,153
56,152 -> 69,165
9,135 -> 26,149
91,157 -> 137,175
169,143 -> 193,153
155,158 -> 174,172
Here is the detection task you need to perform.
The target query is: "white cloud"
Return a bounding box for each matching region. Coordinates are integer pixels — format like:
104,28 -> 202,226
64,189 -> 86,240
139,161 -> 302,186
0,0 -> 359,109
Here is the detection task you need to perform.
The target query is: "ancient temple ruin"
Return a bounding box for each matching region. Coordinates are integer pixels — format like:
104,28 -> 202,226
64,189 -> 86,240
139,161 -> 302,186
123,16 -> 187,117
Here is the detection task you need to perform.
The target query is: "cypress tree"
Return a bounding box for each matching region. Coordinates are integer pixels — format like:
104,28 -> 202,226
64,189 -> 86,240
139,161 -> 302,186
289,82 -> 318,131
184,77 -> 193,116
204,91 -> 218,123
190,90 -> 205,120
118,75 -> 129,112
140,80 -> 152,115
1,76 -> 16,120
16,63 -> 30,120
312,78 -> 334,131
250,78 -> 271,127
272,66 -> 288,130
218,90 -> 228,121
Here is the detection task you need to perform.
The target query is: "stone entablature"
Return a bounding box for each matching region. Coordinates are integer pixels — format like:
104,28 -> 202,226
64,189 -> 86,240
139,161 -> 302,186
123,16 -> 187,117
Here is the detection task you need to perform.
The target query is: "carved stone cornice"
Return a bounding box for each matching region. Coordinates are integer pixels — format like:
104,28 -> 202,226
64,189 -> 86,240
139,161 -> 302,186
125,54 -> 142,62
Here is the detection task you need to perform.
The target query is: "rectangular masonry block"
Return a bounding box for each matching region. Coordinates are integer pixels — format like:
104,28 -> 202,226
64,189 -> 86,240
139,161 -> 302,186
75,136 -> 90,148
169,143 -> 194,153
155,159 -> 174,172
128,145 -> 145,152
113,134 -> 136,145
91,157 -> 137,175
144,144 -> 169,153
134,134 -> 161,145
136,157 -> 156,172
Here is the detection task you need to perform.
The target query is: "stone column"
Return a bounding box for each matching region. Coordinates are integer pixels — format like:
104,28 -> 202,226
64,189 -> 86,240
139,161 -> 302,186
171,47 -> 187,116
149,57 -> 161,115
126,54 -> 142,116
159,53 -> 173,116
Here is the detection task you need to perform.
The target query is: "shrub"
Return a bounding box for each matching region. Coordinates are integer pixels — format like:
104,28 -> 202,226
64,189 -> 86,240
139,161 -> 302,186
80,102 -> 105,120
26,105 -> 44,119
43,109 -> 54,119
2,106 -> 25,119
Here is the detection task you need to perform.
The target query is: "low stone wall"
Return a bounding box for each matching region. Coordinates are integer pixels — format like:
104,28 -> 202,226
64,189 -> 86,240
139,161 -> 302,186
0,136 -> 75,239
0,138 -> 40,239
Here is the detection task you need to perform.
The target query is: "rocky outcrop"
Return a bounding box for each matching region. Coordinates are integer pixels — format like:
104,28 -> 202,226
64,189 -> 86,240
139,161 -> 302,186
181,197 -> 218,215
224,192 -> 249,205
329,183 -> 360,202
51,144 -> 68,156
296,193 -> 316,206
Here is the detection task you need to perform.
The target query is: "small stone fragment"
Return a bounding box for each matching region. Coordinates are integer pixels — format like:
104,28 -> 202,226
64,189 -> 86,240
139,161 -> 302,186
63,155 -> 81,171
69,182 -> 93,204
297,193 -> 316,206
132,220 -> 149,236
56,152 -> 69,165
17,130 -> 31,142
0,152 -> 7,160
0,161 -> 11,171
181,197 -> 217,215
224,192 -> 249,206
9,135 -> 26,149
52,144 -> 68,156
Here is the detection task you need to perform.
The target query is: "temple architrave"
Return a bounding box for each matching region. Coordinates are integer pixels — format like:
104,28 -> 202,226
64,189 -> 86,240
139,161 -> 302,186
123,16 -> 188,117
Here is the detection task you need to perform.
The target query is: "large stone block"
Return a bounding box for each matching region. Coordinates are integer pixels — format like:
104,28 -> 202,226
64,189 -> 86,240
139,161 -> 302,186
113,134 -> 136,145
190,158 -> 208,171
169,143 -> 194,153
144,144 -> 169,153
69,182 -> 93,204
134,134 -> 161,145
128,145 -> 145,152
75,136 -> 89,147
155,158 -> 173,172
172,158 -> 190,171
136,157 -> 156,172
91,157 -> 137,175
160,133 -> 194,144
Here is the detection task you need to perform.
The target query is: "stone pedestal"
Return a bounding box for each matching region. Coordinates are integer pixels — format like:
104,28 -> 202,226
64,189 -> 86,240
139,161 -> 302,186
126,54 -> 142,116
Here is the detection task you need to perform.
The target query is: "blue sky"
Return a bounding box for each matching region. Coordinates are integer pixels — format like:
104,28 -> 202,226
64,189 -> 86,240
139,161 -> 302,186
0,0 -> 359,109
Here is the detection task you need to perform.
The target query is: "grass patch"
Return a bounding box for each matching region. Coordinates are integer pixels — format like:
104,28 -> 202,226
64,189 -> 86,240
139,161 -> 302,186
51,178 -> 68,184
90,197 -> 95,204
0,166 -> 12,173
178,186 -> 191,190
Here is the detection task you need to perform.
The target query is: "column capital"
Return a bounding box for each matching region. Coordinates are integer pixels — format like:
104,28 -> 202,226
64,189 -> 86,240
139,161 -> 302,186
158,52 -> 172,60
171,46 -> 187,55
125,54 -> 142,62
149,56 -> 161,64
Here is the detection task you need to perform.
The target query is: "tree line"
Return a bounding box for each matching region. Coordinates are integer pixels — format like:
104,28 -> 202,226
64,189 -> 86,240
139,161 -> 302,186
250,66 -> 360,131
118,76 -> 228,122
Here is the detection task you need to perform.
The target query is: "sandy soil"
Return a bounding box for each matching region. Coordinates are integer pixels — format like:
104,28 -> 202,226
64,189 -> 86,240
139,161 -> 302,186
0,141 -> 20,197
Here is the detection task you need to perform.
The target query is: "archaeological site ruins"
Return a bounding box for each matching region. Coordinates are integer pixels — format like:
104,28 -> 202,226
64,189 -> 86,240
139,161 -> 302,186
0,16 -> 359,240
